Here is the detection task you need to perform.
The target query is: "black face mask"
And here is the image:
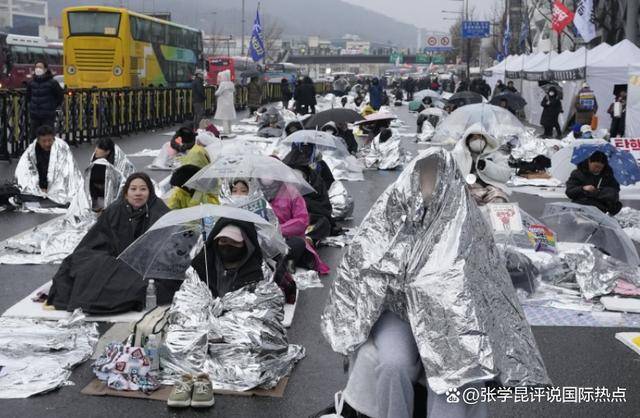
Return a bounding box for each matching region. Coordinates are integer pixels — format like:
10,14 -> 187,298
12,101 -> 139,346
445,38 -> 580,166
216,244 -> 246,263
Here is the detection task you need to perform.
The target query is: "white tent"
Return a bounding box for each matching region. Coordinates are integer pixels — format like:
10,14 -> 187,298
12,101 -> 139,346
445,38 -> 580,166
587,40 -> 640,130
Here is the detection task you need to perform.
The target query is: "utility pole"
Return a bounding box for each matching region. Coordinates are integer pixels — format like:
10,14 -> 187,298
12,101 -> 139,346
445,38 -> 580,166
465,0 -> 470,79
627,0 -> 639,47
241,0 -> 246,56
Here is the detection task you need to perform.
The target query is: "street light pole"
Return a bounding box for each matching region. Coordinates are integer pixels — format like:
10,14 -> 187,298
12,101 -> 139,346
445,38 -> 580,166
241,0 -> 246,56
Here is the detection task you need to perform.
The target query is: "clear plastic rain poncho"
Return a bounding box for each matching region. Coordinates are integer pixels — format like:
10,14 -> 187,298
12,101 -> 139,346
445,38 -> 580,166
321,148 -> 551,394
417,107 -> 448,143
328,180 -> 354,220
160,269 -> 305,391
14,137 -> 86,209
0,310 -> 98,398
431,103 -> 528,147
0,149 -> 133,265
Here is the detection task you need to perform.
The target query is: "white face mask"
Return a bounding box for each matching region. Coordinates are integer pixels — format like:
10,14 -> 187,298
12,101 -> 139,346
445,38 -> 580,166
468,138 -> 486,154
34,68 -> 45,76
549,92 -> 555,97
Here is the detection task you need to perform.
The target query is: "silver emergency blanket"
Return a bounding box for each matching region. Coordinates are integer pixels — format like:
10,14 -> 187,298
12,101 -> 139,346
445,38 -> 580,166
14,137 -> 85,206
292,269 -> 323,290
323,152 -> 365,182
0,150 -> 133,265
161,270 -> 305,391
328,180 -> 354,220
616,207 -> 640,230
508,242 -> 640,301
0,310 -> 98,398
322,148 -> 550,394
361,130 -> 404,170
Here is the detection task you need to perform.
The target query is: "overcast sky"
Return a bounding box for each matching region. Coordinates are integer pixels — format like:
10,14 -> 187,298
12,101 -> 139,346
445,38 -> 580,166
343,0 -> 500,32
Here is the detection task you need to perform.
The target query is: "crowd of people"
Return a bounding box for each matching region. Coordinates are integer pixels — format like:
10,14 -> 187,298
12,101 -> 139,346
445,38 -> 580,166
3,59 -> 638,417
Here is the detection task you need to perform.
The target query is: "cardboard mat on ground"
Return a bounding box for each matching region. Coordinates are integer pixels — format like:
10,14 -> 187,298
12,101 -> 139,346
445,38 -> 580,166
81,377 -> 289,400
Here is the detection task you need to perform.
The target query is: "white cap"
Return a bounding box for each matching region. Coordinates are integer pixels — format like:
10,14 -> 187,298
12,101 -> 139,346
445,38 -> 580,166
214,225 -> 244,243
580,125 -> 592,133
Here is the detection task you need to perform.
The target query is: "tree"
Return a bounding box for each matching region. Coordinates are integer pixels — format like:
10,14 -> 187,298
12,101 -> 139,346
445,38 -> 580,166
262,19 -> 284,63
444,7 -> 482,68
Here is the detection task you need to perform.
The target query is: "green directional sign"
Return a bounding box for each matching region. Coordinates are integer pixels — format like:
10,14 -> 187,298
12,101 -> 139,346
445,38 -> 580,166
389,52 -> 404,64
415,53 -> 429,64
432,55 -> 445,64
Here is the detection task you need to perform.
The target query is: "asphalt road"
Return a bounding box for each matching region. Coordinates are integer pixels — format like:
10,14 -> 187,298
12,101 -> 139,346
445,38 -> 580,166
0,104 -> 639,418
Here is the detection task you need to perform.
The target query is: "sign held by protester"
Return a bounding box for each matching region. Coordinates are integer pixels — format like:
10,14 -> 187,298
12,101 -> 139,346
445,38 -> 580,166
488,203 -> 524,233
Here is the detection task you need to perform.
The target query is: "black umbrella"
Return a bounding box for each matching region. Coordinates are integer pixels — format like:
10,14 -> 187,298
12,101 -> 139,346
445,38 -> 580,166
490,92 -> 528,111
303,108 -> 365,129
448,91 -> 484,108
540,83 -> 564,99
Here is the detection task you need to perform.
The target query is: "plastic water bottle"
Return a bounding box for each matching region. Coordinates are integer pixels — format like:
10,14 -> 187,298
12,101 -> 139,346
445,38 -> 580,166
146,334 -> 160,371
145,279 -> 157,310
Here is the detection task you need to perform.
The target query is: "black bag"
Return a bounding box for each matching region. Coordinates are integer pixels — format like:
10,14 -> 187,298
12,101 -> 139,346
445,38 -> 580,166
0,182 -> 21,207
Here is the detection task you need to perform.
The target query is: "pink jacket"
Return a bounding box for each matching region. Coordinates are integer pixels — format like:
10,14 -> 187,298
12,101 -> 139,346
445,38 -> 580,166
270,184 -> 330,275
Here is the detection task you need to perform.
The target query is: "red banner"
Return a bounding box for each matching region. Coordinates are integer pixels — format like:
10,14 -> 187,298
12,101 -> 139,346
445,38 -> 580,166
552,1 -> 575,33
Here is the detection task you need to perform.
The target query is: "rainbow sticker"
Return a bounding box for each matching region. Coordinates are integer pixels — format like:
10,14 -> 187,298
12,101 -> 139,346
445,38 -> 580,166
527,224 -> 557,254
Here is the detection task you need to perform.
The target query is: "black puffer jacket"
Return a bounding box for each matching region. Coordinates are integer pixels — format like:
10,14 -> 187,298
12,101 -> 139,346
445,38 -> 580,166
26,71 -> 63,119
565,161 -> 621,214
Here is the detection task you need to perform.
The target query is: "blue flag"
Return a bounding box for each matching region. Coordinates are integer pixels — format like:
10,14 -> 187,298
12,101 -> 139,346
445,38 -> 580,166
248,9 -> 265,62
519,11 -> 529,52
503,14 -> 511,57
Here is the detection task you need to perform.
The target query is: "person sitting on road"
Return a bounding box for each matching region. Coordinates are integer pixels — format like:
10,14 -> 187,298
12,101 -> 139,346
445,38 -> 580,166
257,107 -> 285,138
191,219 -> 265,298
283,142 -> 335,188
320,121 -> 358,156
89,137 -> 135,211
14,124 -> 84,207
565,151 -> 622,215
291,165 -> 333,243
152,125 -> 197,169
47,173 -> 180,314
452,124 -> 513,206
284,120 -> 304,137
166,164 -> 219,210
259,178 -> 329,275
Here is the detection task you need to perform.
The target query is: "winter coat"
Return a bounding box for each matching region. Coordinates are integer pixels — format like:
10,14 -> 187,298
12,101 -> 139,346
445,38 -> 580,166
540,95 -> 563,127
369,84 -> 383,110
47,195 -> 179,313
247,80 -> 263,108
214,70 -> 236,121
281,81 -> 293,102
166,187 -> 219,209
451,124 -> 513,191
269,183 -> 329,274
295,82 -> 317,107
575,87 -> 598,126
565,161 -> 621,214
191,218 -> 264,298
26,71 -> 63,119
191,76 -> 206,104
282,144 -> 335,188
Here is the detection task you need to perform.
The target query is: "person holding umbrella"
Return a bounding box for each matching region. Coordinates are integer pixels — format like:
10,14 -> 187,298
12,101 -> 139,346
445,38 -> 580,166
540,86 -> 563,138
565,151 -> 623,215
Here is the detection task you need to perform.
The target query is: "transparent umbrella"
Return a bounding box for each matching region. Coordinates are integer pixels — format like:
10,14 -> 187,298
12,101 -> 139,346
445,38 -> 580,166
282,129 -> 339,148
117,204 -> 273,284
184,154 -> 316,195
431,103 -> 527,145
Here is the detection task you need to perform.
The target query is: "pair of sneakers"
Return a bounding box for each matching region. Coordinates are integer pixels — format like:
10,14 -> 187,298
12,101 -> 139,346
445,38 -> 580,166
167,374 -> 215,408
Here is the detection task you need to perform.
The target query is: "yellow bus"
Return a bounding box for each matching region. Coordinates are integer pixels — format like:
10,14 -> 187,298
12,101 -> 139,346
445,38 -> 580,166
62,6 -> 203,89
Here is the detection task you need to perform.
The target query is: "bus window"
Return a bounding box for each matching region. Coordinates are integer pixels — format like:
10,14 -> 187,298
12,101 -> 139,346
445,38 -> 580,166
68,11 -> 121,36
29,47 -> 45,64
130,16 -> 151,42
45,48 -> 61,65
11,46 -> 29,64
151,22 -> 166,44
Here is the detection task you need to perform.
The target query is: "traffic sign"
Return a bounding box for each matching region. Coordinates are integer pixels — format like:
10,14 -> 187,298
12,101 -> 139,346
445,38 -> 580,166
462,21 -> 491,38
415,53 -> 429,64
424,34 -> 453,52
389,52 -> 404,65
432,55 -> 445,65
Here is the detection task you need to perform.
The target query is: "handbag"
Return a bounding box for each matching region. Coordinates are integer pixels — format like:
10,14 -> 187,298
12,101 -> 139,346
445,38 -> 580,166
129,306 -> 169,347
